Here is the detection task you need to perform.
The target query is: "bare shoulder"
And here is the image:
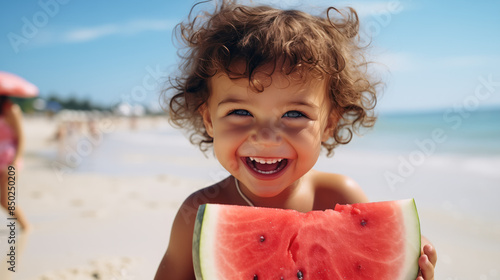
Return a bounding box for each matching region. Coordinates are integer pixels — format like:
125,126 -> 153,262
308,169 -> 369,210
154,177 -> 234,280
174,179 -> 233,226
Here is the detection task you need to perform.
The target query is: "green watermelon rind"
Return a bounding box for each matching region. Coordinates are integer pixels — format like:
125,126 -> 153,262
399,198 -> 422,280
193,204 -> 205,280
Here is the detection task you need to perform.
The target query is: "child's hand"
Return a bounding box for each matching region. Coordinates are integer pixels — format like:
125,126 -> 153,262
416,244 -> 437,280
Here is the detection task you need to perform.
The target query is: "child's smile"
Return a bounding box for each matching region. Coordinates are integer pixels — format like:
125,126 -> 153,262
201,70 -> 335,198
243,156 -> 288,177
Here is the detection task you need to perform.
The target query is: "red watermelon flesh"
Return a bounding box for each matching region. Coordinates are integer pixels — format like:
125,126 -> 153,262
193,199 -> 421,280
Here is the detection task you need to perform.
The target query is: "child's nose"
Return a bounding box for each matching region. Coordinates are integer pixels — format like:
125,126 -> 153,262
250,125 -> 283,146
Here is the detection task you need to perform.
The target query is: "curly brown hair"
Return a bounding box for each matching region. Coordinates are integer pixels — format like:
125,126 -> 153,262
164,0 -> 380,156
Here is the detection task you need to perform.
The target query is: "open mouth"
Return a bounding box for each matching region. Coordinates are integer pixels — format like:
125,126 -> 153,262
245,157 -> 288,175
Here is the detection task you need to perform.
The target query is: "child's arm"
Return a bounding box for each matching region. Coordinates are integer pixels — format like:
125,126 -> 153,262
154,199 -> 199,280
417,236 -> 437,280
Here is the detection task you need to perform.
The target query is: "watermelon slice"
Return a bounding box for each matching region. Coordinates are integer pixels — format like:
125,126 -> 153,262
193,199 -> 421,280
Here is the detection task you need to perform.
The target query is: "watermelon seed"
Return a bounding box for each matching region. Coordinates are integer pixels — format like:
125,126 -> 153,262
259,235 -> 265,242
253,274 -> 258,280
297,270 -> 304,279
360,219 -> 367,227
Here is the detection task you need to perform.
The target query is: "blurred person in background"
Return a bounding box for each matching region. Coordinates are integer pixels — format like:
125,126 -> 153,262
0,71 -> 38,231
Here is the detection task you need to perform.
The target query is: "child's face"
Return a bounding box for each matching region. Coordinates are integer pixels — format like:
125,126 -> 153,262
201,71 -> 336,197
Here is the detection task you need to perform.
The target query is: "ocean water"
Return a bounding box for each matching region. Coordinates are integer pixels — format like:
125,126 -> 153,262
346,107 -> 500,156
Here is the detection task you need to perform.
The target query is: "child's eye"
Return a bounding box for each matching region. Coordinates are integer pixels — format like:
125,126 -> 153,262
282,110 -> 306,118
228,109 -> 252,117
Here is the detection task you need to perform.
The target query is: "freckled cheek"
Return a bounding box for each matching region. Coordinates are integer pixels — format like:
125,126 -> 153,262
213,126 -> 248,168
284,124 -> 323,148
214,125 -> 249,146
289,129 -> 323,165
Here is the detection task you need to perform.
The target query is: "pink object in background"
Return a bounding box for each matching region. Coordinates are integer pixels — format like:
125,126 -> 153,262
0,71 -> 39,98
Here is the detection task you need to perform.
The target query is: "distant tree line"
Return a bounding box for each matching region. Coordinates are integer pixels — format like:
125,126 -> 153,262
9,94 -> 164,115
9,97 -> 36,113
45,95 -> 109,111
10,95 -> 111,114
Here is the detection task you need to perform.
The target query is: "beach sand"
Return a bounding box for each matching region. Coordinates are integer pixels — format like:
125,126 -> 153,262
1,115 -> 499,279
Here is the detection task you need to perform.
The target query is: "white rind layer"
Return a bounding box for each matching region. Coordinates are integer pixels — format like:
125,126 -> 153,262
398,199 -> 422,280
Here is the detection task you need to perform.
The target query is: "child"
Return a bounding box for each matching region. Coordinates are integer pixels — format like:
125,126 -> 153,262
155,1 -> 436,279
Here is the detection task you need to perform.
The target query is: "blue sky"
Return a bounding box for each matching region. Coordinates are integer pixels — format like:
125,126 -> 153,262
2,0 -> 500,113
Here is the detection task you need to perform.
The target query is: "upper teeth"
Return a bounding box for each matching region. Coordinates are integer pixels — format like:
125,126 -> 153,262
249,157 -> 283,164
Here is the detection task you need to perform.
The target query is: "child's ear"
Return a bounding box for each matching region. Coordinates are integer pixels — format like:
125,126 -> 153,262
321,111 -> 339,142
199,104 -> 214,137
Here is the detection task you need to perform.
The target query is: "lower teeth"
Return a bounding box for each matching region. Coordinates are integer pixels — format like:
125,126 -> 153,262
249,158 -> 286,175
254,169 -> 277,175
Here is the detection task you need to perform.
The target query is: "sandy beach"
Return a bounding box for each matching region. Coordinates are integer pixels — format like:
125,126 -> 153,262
1,114 -> 499,280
